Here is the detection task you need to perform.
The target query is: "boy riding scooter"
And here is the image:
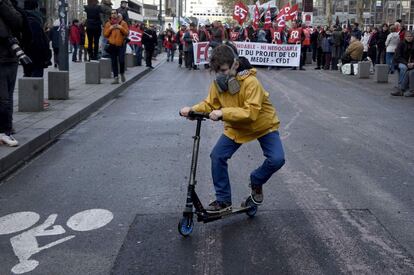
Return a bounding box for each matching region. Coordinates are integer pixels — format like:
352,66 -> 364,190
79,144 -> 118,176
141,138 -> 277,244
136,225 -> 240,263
180,43 -> 285,214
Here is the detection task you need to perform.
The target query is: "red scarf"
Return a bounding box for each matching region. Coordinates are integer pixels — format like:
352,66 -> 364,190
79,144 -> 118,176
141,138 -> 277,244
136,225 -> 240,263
110,18 -> 120,25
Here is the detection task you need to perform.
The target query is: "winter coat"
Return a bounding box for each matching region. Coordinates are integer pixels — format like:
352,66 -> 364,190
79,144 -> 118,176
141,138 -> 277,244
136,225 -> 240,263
103,20 -> 129,47
376,30 -> 389,49
69,24 -> 81,45
345,40 -> 364,61
322,36 -> 332,53
84,4 -> 103,30
24,10 -> 51,67
393,40 -> 414,65
142,28 -> 157,50
257,29 -> 267,43
351,28 -> 362,40
361,33 -> 371,52
331,30 -> 343,47
117,7 -> 129,24
192,68 -> 280,144
385,32 -> 400,53
49,26 -> 59,48
0,0 -> 23,63
163,35 -> 175,49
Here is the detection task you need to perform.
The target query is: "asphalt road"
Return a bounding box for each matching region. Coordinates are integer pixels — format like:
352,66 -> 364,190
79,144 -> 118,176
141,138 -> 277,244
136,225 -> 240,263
0,62 -> 413,275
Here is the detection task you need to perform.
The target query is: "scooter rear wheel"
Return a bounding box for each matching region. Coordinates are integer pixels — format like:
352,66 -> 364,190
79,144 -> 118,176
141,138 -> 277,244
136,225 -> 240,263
245,197 -> 258,217
178,216 -> 194,236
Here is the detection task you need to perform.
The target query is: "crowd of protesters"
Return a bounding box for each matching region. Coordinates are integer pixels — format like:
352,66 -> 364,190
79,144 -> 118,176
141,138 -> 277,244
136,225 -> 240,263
159,18 -> 414,98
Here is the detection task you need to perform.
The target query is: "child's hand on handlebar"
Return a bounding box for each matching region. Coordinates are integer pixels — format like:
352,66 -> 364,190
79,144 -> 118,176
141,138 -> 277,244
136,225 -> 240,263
180,106 -> 192,117
209,110 -> 222,121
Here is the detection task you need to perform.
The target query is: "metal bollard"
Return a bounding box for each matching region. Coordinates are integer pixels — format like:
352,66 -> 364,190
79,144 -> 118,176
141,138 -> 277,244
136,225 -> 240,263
126,53 -> 135,67
357,61 -> 370,79
375,64 -> 389,83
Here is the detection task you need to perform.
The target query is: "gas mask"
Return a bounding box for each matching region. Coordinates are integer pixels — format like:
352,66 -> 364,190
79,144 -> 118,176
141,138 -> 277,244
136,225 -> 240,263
214,46 -> 241,95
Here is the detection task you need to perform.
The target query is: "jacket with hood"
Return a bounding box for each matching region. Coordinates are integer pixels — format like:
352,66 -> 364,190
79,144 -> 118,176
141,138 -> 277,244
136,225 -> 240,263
385,32 -> 400,53
394,39 -> 414,65
192,66 -> 280,144
0,0 -> 23,63
103,20 -> 129,47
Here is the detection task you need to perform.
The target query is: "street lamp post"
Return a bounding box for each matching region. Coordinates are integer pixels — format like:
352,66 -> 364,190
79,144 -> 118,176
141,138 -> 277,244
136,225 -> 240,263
58,0 -> 69,71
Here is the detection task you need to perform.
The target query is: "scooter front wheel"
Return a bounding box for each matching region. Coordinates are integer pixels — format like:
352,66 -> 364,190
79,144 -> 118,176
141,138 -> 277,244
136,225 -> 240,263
178,216 -> 194,236
244,197 -> 258,217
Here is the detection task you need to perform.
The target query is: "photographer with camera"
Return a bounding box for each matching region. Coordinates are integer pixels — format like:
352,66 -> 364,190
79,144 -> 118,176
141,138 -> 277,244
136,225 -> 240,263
0,0 -> 24,147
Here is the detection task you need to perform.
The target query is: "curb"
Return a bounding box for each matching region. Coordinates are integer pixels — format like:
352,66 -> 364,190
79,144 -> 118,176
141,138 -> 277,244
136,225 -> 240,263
0,62 -> 162,180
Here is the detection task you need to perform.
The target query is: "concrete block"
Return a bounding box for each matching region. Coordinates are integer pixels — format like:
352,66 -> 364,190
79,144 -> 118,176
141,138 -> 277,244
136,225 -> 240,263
357,61 -> 370,79
126,53 -> 135,67
99,58 -> 112,79
375,64 -> 388,83
48,71 -> 69,100
18,77 -> 44,112
306,53 -> 312,64
85,61 -> 100,84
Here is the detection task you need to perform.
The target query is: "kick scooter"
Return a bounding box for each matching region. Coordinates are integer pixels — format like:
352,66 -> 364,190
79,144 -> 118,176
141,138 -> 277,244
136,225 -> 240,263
178,111 -> 258,237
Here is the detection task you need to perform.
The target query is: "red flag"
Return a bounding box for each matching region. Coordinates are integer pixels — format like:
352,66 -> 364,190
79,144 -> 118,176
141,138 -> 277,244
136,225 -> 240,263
253,4 -> 260,30
264,6 -> 272,30
276,3 -> 290,28
233,2 -> 249,25
286,4 -> 299,21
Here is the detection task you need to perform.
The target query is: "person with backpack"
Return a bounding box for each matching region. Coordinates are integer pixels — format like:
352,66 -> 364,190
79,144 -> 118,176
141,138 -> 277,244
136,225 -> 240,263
23,0 -> 51,77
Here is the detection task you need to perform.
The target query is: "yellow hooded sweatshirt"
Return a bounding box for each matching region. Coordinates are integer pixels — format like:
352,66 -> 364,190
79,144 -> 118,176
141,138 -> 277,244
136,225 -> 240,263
192,68 -> 280,144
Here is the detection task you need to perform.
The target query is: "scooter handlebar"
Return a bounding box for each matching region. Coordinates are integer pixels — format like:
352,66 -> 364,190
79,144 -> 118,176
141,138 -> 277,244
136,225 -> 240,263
179,110 -> 210,119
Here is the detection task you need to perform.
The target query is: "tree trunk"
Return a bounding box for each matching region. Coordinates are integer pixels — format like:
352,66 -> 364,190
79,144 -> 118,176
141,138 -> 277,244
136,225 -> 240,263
326,0 -> 332,26
356,0 -> 364,26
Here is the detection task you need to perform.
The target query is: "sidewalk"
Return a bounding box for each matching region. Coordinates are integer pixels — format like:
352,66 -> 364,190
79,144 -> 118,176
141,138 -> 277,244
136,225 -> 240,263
0,55 -> 166,178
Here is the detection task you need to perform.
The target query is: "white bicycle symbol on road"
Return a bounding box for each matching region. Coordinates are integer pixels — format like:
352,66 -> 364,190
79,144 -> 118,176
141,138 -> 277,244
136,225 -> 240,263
0,209 -> 113,274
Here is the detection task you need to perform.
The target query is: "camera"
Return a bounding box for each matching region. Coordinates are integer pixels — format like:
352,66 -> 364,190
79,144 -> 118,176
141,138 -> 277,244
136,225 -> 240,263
8,37 -> 32,66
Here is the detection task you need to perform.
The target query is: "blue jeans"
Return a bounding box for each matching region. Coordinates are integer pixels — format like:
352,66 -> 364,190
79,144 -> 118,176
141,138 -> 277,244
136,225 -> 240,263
398,63 -> 408,89
210,131 -> 285,203
386,52 -> 395,73
72,44 -> 79,61
167,48 -> 175,61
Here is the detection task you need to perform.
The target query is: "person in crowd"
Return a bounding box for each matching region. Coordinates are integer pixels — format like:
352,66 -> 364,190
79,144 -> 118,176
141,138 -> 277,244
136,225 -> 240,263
368,27 -> 378,67
396,20 -> 406,41
342,27 -> 351,52
310,26 -> 320,62
211,21 -> 224,47
84,0 -> 108,60
117,0 -> 129,25
331,25 -> 343,70
391,31 -> 414,97
341,34 -> 364,64
301,24 -> 311,70
256,27 -> 267,43
69,19 -> 81,62
163,29 -> 176,62
100,0 -> 113,58
179,44 -> 285,213
142,24 -> 157,69
322,30 -> 333,70
0,0 -> 23,147
49,19 -> 60,68
23,0 -> 51,78
351,23 -> 362,40
103,9 -> 129,84
385,25 -> 400,74
361,28 -> 371,60
376,24 -> 389,64
244,20 -> 256,42
183,22 -> 199,70
288,21 -> 305,70
270,21 -> 284,44
314,28 -> 325,69
133,22 -> 144,66
176,24 -> 186,68
78,19 -> 87,62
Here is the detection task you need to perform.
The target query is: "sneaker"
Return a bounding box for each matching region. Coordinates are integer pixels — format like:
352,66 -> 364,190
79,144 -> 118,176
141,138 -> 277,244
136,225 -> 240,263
111,77 -> 119,84
0,133 -> 19,147
206,200 -> 232,214
391,89 -> 404,96
120,74 -> 126,83
250,184 -> 263,205
404,91 -> 414,97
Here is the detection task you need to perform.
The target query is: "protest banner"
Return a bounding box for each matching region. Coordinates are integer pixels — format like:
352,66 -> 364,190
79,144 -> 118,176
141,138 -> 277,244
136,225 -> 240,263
193,42 -> 301,67
235,42 -> 301,67
128,26 -> 142,46
193,42 -> 210,65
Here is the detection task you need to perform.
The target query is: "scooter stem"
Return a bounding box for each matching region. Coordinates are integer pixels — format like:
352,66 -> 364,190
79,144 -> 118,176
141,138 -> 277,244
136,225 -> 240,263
188,119 -> 203,187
